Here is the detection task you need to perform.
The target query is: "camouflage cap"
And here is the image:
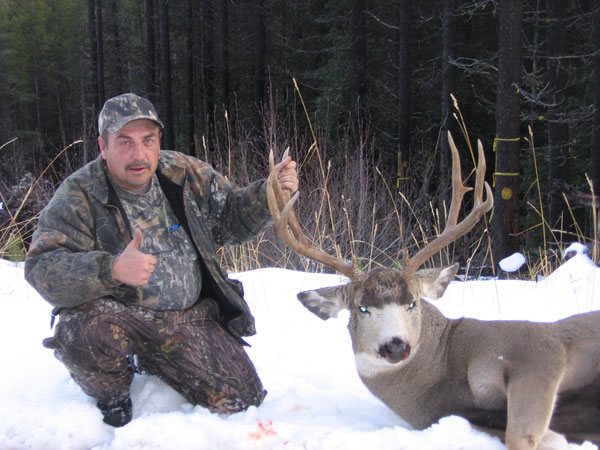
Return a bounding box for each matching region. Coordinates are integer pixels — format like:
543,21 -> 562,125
98,93 -> 164,135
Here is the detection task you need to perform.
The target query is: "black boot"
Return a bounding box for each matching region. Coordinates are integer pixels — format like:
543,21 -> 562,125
97,397 -> 133,427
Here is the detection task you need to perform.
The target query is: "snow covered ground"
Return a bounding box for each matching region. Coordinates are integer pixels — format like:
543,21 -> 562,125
1,246 -> 598,450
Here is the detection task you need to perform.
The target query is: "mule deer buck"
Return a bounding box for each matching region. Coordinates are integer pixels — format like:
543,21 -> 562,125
267,134 -> 600,450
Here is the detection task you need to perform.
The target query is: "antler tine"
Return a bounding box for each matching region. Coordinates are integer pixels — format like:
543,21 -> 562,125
446,131 -> 472,227
404,131 -> 493,275
267,149 -> 363,281
474,139 -> 488,205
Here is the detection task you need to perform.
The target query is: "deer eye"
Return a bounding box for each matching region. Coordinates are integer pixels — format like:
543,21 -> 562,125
407,301 -> 416,311
358,305 -> 369,314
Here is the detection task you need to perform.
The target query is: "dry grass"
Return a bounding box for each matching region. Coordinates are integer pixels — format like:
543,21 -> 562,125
0,140 -> 81,261
215,97 -> 597,281
1,99 -> 597,281
215,96 -> 496,278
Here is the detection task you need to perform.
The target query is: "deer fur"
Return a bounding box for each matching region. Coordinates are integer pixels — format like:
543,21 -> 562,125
297,264 -> 600,450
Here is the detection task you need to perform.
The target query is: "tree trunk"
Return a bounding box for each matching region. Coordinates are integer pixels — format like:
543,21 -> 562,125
28,0 -> 43,170
440,0 -> 458,202
198,0 -> 215,150
523,0 -> 543,251
95,0 -> 105,107
144,0 -> 156,101
86,0 -> 99,116
252,0 -> 266,135
396,0 -> 411,187
158,0 -> 175,149
219,0 -> 230,113
492,0 -> 522,268
108,0 -> 123,93
591,0 -> 600,196
186,0 -> 196,156
349,0 -> 366,143
80,56 -> 90,165
546,0 -> 571,237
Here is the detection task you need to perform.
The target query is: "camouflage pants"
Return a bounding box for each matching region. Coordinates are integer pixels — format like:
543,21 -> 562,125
43,297 -> 266,413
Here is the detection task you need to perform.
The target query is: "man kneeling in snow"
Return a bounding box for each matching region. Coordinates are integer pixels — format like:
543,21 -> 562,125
24,93 -> 298,427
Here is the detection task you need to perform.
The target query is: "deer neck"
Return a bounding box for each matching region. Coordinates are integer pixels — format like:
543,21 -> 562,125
402,299 -> 453,377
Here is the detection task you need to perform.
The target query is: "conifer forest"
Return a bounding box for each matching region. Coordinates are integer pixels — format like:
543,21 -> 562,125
1,0 -> 600,275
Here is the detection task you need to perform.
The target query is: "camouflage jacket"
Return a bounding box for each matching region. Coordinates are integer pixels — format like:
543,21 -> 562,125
25,151 -> 272,337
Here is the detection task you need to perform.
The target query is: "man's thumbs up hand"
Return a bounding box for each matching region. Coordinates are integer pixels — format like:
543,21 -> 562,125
112,228 -> 157,286
129,226 -> 143,250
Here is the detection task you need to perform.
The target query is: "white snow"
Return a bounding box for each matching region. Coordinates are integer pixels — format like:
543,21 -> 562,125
564,242 -> 589,258
0,254 -> 598,450
498,252 -> 526,273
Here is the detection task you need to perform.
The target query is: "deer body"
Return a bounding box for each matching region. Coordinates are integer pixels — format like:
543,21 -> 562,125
297,266 -> 600,449
359,296 -> 600,433
266,134 -> 600,448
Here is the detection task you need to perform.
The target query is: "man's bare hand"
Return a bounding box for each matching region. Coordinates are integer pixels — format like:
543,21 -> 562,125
274,156 -> 299,195
112,228 -> 156,286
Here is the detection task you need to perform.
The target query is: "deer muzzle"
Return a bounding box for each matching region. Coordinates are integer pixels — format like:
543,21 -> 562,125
378,337 -> 411,363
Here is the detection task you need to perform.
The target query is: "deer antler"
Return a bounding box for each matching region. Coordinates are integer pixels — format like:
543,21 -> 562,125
403,131 -> 493,275
267,149 -> 364,281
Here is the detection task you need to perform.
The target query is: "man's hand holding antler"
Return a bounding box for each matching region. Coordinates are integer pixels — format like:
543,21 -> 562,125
273,155 -> 298,195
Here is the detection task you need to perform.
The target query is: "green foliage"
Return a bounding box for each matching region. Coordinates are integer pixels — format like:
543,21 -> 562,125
3,232 -> 26,262
0,0 -> 88,185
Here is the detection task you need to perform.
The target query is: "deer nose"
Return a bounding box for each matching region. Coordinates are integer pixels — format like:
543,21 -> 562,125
378,337 -> 411,363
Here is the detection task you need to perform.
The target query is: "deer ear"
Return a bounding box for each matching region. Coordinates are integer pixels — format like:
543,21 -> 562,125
297,284 -> 349,320
413,263 -> 459,300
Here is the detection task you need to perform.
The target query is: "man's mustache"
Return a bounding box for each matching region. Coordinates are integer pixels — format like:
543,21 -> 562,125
125,161 -> 151,170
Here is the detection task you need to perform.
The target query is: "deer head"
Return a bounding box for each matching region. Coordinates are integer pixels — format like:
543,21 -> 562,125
267,133 -> 493,369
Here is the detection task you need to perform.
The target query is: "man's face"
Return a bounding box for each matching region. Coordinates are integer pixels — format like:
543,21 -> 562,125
98,119 -> 161,191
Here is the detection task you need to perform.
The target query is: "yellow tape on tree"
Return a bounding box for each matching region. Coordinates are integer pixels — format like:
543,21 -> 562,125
492,136 -> 520,187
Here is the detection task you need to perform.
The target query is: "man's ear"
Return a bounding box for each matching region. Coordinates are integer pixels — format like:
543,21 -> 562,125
98,136 -> 107,159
